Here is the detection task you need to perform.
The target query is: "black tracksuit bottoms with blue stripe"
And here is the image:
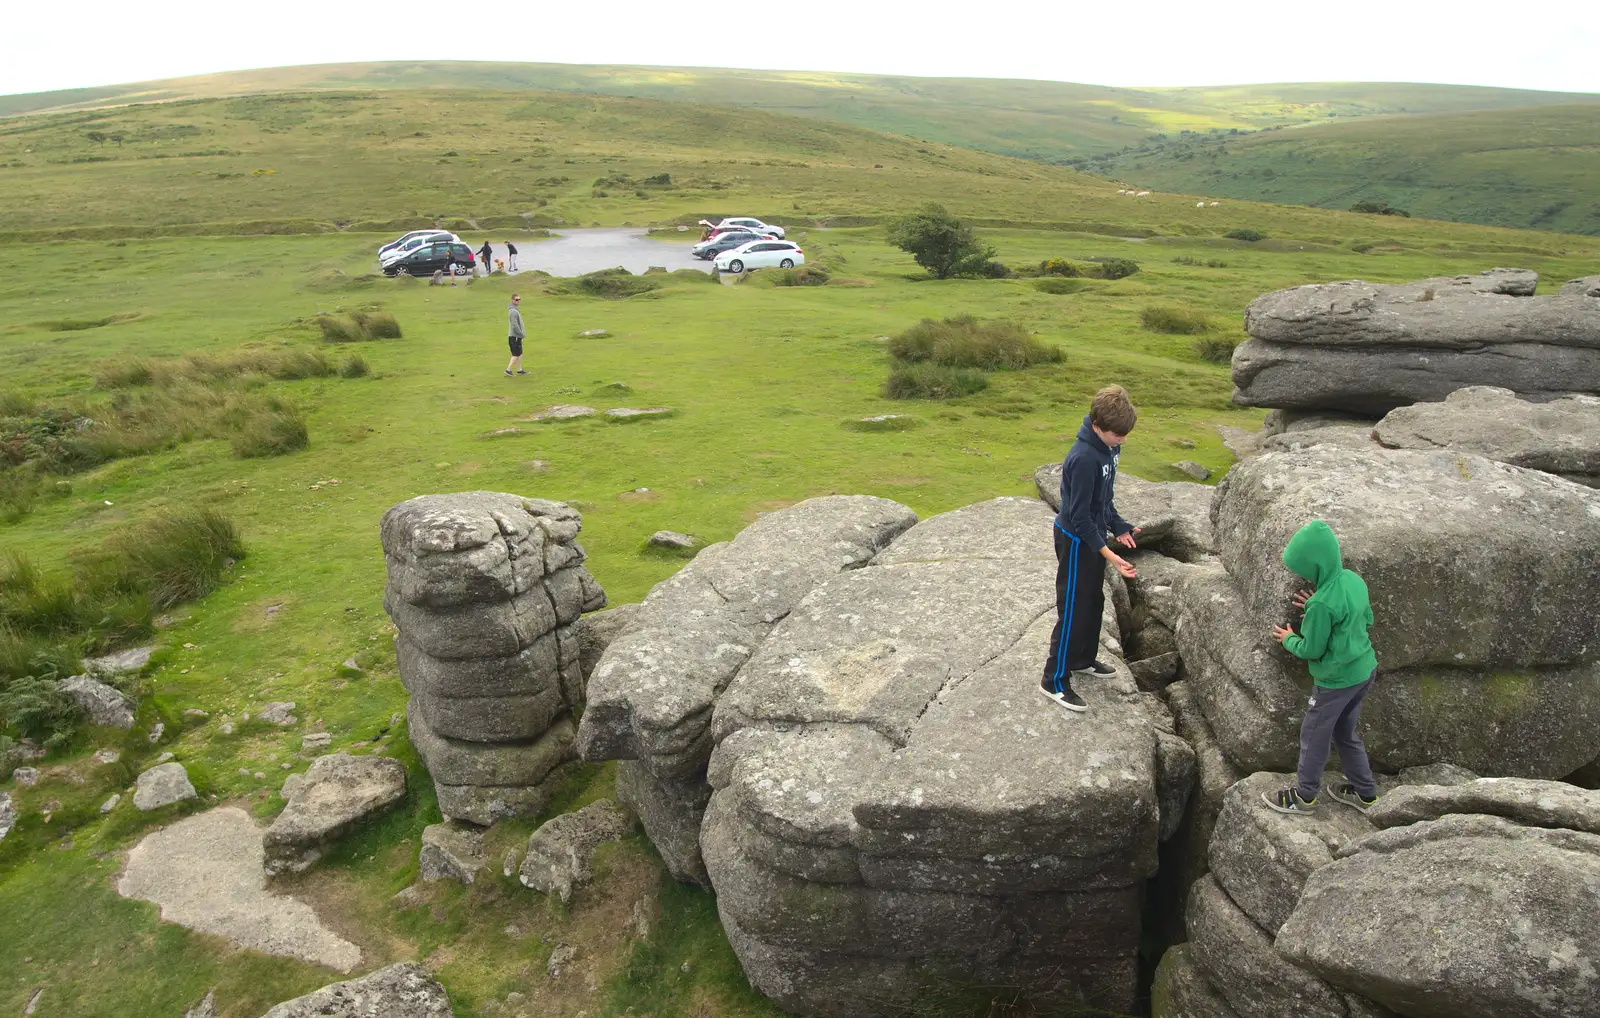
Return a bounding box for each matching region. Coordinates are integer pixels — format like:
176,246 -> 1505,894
1043,522 -> 1107,691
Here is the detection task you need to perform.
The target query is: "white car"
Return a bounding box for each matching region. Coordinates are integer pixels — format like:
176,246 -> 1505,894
714,239 -> 805,274
717,217 -> 785,239
379,231 -> 460,266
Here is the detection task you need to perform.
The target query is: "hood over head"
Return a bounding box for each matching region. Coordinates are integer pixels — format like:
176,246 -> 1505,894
1282,519 -> 1343,587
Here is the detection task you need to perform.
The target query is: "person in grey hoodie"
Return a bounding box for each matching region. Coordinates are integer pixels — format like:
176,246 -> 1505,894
505,294 -> 526,376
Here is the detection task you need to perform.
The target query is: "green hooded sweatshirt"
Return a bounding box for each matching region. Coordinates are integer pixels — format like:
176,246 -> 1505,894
1280,520 -> 1378,689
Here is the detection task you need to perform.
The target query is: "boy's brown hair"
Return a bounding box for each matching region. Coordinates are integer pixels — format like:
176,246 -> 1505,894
1090,385 -> 1137,435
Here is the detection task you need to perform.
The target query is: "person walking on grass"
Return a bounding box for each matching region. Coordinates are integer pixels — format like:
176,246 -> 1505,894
505,294 -> 527,376
505,241 -> 518,272
1263,520 -> 1382,815
1040,385 -> 1141,713
478,240 -> 494,275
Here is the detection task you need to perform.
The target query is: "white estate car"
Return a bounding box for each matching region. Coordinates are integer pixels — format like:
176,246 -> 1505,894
717,217 -> 785,239
714,239 -> 805,274
379,230 -> 460,266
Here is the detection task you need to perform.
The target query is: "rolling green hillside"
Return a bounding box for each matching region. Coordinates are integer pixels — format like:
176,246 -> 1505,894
3,61 -> 1595,166
1088,103 -> 1600,235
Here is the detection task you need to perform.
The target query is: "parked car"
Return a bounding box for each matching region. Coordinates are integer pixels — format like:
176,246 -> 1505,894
379,231 -> 460,266
717,217 -> 785,239
714,239 -> 804,274
384,241 -> 475,277
691,230 -> 768,259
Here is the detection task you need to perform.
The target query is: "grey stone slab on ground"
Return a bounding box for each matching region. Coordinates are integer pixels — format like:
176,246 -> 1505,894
258,702 -> 298,726
60,675 -> 137,729
257,962 -> 452,1018
647,530 -> 696,550
84,645 -> 154,676
420,821 -> 487,884
1373,385 -> 1600,485
1277,815 -> 1600,1018
118,807 -> 361,972
1211,442 -> 1600,670
263,753 -> 406,876
1034,464 -> 1215,561
532,404 -> 595,421
134,762 -> 197,811
518,799 -> 634,902
1173,460 -> 1210,481
1368,777 -> 1600,835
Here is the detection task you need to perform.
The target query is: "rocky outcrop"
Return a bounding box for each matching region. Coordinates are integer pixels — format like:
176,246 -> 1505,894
1156,774 -> 1600,1018
1373,385 -> 1600,486
133,762 -> 197,811
1034,464 -> 1215,561
576,495 -> 918,884
257,963 -> 452,1018
1561,275 -> 1600,298
1232,270 -> 1600,414
263,753 -> 406,876
517,799 -> 634,902
419,821 -> 486,884
383,492 -> 605,823
59,675 -> 136,729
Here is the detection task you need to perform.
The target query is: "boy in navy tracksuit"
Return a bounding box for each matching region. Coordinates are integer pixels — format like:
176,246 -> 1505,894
1041,385 -> 1141,712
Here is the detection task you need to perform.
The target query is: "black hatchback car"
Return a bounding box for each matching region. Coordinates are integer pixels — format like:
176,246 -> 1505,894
384,241 -> 476,276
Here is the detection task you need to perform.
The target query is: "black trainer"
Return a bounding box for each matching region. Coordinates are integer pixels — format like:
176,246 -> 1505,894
1325,782 -> 1380,813
1038,676 -> 1089,713
1262,787 -> 1318,815
1073,660 -> 1116,677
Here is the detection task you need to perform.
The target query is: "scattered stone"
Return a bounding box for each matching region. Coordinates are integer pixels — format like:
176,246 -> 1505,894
302,733 -> 332,754
59,675 -> 137,729
156,752 -> 174,764
183,990 -> 216,1018
604,407 -> 672,421
503,846 -> 522,878
598,381 -> 630,391
84,645 -> 155,676
257,963 -> 451,1018
577,329 -> 610,338
133,763 -> 196,811
258,702 -> 298,727
183,709 -> 210,720
420,821 -> 487,884
220,723 -> 235,735
148,722 -> 165,743
280,762 -> 292,770
340,657 -> 363,674
22,989 -> 42,1016
532,404 -> 596,421
0,793 -> 14,842
1373,385 -> 1600,486
391,884 -> 425,908
480,426 -> 524,438
13,767 -> 40,787
547,943 -> 577,979
518,799 -> 634,902
118,807 -> 361,971
253,772 -> 266,781
100,794 -> 121,814
646,530 -> 696,550
1173,460 -> 1211,481
1559,275 -> 1600,298
263,753 -> 407,876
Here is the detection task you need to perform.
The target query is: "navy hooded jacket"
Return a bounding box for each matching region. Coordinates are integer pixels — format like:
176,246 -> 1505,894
1055,415 -> 1132,550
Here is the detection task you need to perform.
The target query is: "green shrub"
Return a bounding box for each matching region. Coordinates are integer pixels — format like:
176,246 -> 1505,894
1039,258 -> 1080,277
1172,256 -> 1228,267
0,673 -> 77,749
0,470 -> 41,523
885,203 -> 995,279
82,509 -> 246,610
974,260 -> 1011,279
1091,258 -> 1141,280
884,362 -> 989,400
339,354 -> 370,378
1350,200 -> 1410,217
1225,228 -> 1264,242
888,316 -> 1061,370
1034,277 -> 1091,295
1140,305 -> 1214,335
1195,336 -> 1241,363
231,403 -> 309,458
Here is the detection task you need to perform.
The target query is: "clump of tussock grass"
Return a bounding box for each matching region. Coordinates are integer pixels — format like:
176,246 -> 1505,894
94,348 -> 334,389
888,316 -> 1062,370
1140,305 -> 1214,335
884,362 -> 989,400
36,312 -> 140,332
1034,277 -> 1093,295
228,400 -> 309,458
339,353 -> 370,378
762,265 -> 830,287
1194,336 -> 1241,363
79,508 -> 246,611
316,310 -> 402,342
547,268 -> 662,299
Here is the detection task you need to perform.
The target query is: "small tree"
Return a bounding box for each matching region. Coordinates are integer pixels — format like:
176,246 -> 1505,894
886,203 -> 995,279
109,134 -> 124,148
86,131 -> 107,147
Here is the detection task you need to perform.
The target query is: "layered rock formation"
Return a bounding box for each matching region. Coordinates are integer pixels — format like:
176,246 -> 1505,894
1156,774 -> 1600,1018
1232,269 -> 1600,414
1373,385 -> 1600,487
382,492 -> 606,824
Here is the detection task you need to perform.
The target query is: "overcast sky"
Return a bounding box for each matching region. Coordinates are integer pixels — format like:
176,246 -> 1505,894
5,0 -> 1598,97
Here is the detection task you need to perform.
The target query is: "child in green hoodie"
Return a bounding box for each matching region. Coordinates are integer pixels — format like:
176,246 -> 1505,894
1264,520 -> 1381,815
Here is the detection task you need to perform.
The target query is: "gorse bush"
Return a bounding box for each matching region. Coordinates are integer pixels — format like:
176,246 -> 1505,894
1140,305 -> 1214,335
1225,228 -> 1264,242
1195,336 -> 1241,363
884,362 -> 989,400
889,316 -> 1062,370
1039,258 -> 1080,277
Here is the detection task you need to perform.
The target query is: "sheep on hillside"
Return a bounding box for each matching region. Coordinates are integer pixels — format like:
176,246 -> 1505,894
1208,201 -> 1220,207
1136,191 -> 1151,197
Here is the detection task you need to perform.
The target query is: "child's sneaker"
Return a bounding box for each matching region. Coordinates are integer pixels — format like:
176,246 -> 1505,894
1262,787 -> 1318,815
1038,677 -> 1089,713
1072,660 -> 1116,677
1325,783 -> 1380,813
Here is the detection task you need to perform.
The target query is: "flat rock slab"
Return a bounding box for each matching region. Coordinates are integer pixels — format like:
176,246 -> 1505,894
605,407 -> 672,420
134,762 -> 197,811
1033,465 -> 1215,561
59,675 -> 136,729
84,645 -> 154,676
420,821 -> 486,884
532,404 -> 595,421
1278,815 -> 1600,1018
1368,777 -> 1600,835
647,530 -> 696,550
1374,385 -> 1600,484
264,753 -> 406,876
117,807 -> 362,972
258,962 -> 451,1018
518,799 -> 634,902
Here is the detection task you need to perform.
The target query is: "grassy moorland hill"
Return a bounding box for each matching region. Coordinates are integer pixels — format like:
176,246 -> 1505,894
1087,103 -> 1600,234
2,86 -> 1599,1018
4,60 -> 1595,166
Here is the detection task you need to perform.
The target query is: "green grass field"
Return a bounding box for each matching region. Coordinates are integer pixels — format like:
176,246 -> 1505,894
3,83 -> 1600,1018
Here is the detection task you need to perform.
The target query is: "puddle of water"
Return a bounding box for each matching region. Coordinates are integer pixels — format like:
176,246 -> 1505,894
479,229 -> 712,277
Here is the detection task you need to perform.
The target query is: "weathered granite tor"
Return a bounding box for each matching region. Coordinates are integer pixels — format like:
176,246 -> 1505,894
1373,385 -> 1600,487
383,492 -> 606,824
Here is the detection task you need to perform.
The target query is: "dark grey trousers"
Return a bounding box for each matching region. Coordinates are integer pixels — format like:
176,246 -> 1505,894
1296,670 -> 1378,800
